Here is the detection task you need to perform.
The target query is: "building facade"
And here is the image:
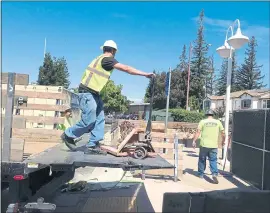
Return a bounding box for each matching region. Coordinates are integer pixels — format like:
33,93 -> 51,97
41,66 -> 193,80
1,73 -> 72,130
203,89 -> 270,112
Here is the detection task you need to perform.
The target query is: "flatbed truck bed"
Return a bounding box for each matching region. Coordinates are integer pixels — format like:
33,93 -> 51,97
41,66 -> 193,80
1,141 -> 173,211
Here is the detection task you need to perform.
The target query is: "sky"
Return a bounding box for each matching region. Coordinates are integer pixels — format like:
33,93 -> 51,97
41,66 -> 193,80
2,1 -> 270,102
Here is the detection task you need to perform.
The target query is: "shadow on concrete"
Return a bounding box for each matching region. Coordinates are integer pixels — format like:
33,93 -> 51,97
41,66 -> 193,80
183,168 -> 216,184
183,168 -> 253,188
182,150 -> 197,154
218,169 -> 256,190
132,173 -> 175,181
187,153 -> 199,157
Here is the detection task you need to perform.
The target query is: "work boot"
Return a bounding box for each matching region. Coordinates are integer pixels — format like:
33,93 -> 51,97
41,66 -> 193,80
198,174 -> 204,179
84,143 -> 107,155
61,133 -> 77,151
212,175 -> 219,184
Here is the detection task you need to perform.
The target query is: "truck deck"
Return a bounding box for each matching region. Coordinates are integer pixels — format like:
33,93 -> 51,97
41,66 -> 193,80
24,141 -> 174,172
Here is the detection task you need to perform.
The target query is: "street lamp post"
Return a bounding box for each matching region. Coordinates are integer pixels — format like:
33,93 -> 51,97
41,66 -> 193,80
186,42 -> 192,111
216,19 -> 249,165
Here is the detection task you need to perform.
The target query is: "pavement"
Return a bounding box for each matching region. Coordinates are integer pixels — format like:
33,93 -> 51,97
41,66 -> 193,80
50,147 -> 254,212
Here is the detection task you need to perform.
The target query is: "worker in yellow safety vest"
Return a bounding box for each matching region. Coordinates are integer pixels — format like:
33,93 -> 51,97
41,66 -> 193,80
61,40 -> 155,154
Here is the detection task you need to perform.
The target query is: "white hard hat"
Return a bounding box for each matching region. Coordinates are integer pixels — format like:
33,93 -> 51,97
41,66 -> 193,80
100,40 -> 118,50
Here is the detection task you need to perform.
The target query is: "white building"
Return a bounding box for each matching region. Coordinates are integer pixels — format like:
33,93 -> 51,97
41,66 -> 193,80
203,89 -> 270,112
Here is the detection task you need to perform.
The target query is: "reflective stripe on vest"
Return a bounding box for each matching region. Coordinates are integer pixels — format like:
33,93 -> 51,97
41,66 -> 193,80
80,55 -> 113,93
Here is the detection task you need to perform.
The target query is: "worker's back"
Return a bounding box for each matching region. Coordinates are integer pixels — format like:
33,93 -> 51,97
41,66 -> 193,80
198,118 -> 224,148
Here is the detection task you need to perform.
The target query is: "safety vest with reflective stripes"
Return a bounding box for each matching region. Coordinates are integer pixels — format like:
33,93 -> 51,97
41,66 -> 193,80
80,54 -> 114,93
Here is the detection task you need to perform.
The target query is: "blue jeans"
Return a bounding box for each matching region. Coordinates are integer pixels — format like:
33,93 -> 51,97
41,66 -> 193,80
198,147 -> 218,176
64,92 -> 105,147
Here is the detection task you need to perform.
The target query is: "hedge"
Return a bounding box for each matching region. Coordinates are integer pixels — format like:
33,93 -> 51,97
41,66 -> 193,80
169,108 -> 205,123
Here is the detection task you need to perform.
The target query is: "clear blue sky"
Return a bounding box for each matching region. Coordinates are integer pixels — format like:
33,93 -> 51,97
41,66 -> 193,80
2,2 -> 269,102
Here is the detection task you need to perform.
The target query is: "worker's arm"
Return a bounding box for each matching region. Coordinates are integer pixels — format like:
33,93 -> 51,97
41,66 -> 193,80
219,121 -> 226,146
113,63 -> 155,78
192,129 -> 201,148
221,130 -> 226,146
192,121 -> 203,148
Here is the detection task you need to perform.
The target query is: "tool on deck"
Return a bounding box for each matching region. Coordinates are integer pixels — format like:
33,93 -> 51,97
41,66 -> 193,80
100,77 -> 157,159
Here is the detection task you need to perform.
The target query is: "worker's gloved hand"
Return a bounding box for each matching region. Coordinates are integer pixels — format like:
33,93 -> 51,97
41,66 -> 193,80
145,73 -> 155,79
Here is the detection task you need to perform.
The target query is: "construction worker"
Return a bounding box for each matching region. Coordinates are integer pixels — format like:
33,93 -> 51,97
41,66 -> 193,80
192,109 -> 225,184
61,40 -> 155,154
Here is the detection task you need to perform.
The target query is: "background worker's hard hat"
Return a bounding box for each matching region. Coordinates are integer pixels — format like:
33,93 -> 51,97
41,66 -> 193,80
100,40 -> 118,50
205,109 -> 214,116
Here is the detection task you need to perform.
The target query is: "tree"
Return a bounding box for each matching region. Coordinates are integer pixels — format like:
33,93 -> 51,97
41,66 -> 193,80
190,9 -> 210,107
51,57 -> 70,89
38,53 -> 54,85
216,52 -> 238,96
178,45 -> 188,72
100,80 -> 129,113
236,36 -> 265,90
37,53 -> 70,89
205,55 -> 215,96
145,70 -> 167,109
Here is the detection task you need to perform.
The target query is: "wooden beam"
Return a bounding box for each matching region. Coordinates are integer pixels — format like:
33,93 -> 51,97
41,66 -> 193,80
24,142 -> 59,155
16,115 -> 64,124
11,128 -> 63,137
15,104 -> 69,111
2,90 -> 67,100
1,114 -> 65,125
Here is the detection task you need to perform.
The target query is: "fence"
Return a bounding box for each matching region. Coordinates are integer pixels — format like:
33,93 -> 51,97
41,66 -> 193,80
231,109 -> 270,190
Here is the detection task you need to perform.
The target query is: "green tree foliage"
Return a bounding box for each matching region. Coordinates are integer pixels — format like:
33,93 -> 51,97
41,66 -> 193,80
170,108 -> 205,123
100,80 -> 129,113
205,55 -> 215,96
216,52 -> 238,96
38,53 -> 54,86
236,36 -> 265,90
144,44 -> 189,110
190,9 -> 210,106
37,53 -> 70,89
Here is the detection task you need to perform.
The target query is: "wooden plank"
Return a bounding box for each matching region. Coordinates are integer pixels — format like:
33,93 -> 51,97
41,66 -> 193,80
24,142 -> 59,155
117,128 -> 137,152
15,104 -> 69,111
12,128 -> 63,137
23,138 -> 61,143
2,89 -> 67,100
1,138 -> 25,162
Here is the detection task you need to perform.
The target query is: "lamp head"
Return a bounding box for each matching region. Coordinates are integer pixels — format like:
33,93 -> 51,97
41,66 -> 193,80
227,27 -> 249,49
216,40 -> 234,58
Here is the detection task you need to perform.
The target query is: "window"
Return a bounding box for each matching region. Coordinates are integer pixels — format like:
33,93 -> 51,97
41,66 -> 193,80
56,99 -> 61,105
241,99 -> 251,109
262,100 -> 270,109
55,111 -> 60,117
15,109 -> 20,115
53,123 -> 58,129
203,100 -> 211,110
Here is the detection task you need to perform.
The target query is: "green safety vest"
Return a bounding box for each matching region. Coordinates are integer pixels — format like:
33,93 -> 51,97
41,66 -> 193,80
80,54 -> 114,93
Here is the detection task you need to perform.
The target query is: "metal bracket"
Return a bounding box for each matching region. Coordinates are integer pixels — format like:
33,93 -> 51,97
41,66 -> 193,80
24,197 -> 56,212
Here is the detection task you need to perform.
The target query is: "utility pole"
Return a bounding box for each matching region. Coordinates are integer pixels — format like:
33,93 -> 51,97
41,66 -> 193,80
186,42 -> 192,111
165,67 -> 172,133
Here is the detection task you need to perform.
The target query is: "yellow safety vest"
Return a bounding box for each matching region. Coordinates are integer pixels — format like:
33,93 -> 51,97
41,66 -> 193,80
80,54 -> 114,93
